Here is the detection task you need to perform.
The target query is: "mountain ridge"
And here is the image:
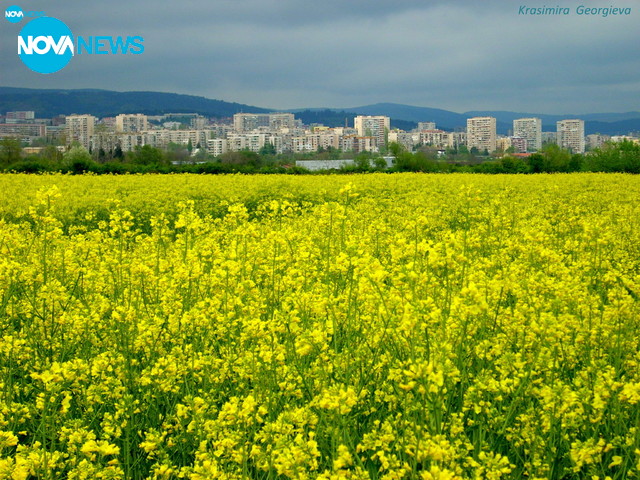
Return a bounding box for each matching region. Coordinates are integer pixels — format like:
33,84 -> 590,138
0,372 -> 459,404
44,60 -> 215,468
0,87 -> 270,118
1,88 -> 638,135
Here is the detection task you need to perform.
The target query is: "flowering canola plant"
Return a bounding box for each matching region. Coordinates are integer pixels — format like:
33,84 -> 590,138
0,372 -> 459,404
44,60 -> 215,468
0,172 -> 639,479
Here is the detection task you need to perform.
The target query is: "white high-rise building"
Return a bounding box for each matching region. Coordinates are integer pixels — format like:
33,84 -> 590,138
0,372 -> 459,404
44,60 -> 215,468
513,117 -> 542,152
116,114 -> 148,133
354,115 -> 390,147
417,121 -> 436,131
65,114 -> 96,149
466,117 -> 497,153
233,113 -> 295,132
557,119 -> 585,153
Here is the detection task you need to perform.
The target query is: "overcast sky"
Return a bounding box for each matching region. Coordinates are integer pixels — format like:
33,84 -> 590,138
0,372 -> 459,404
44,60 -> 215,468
1,0 -> 638,113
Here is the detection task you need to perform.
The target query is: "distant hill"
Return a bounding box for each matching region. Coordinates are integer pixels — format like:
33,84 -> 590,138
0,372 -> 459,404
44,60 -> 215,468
344,103 -> 640,135
342,103 -> 468,129
341,103 -> 640,135
583,119 -> 640,136
1,88 -> 638,136
0,87 -> 269,118
464,109 -> 640,125
464,109 -> 640,135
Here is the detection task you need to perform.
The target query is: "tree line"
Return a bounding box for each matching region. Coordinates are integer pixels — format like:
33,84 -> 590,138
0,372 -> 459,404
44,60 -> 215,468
1,138 -> 639,174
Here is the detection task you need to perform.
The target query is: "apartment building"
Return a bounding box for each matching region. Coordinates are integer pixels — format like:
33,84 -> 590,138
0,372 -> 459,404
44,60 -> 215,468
5,111 -> 35,122
66,114 -> 96,149
115,114 -> 148,133
513,117 -> 542,152
206,138 -> 228,157
417,121 -> 436,131
557,119 -> 585,153
354,115 -> 390,147
466,116 -> 497,152
233,113 -> 296,132
419,130 -> 454,149
509,136 -> 528,153
0,123 -> 45,140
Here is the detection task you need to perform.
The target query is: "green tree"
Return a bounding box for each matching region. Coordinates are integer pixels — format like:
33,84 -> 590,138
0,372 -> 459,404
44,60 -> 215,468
527,144 -> 576,172
585,140 -> 640,173
568,153 -> 584,172
63,145 -> 98,173
259,142 -> 277,156
0,137 -> 22,167
528,153 -> 545,173
219,150 -> 262,167
387,142 -> 405,158
541,144 -> 572,172
113,145 -> 124,160
165,143 -> 189,165
373,157 -> 388,170
191,148 -> 211,163
355,152 -> 372,170
414,151 -> 439,172
40,145 -> 63,164
127,145 -> 166,165
499,156 -> 528,173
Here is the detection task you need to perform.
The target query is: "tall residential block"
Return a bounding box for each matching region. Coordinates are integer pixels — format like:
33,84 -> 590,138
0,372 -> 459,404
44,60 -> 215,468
116,114 -> 148,133
354,115 -> 390,147
557,119 -> 585,153
466,116 -> 497,153
233,113 -> 295,132
65,114 -> 96,149
417,121 -> 436,131
513,117 -> 542,152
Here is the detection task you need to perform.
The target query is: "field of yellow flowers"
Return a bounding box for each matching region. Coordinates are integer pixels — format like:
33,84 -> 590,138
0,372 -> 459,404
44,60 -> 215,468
0,173 -> 639,480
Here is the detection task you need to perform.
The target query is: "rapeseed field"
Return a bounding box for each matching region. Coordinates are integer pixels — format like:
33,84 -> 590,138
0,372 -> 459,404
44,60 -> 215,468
0,173 -> 639,479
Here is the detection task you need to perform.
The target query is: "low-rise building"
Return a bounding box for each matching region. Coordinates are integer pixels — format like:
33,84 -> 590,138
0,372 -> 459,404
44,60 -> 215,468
0,123 -> 46,142
586,134 -> 610,150
420,130 -> 454,149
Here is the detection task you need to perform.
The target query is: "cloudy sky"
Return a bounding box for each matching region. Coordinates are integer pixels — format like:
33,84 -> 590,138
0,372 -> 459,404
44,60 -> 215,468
1,0 -> 638,113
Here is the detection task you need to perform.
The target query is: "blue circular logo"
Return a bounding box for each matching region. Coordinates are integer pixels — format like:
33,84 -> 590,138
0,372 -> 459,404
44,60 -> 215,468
18,17 -> 74,74
5,5 -> 23,23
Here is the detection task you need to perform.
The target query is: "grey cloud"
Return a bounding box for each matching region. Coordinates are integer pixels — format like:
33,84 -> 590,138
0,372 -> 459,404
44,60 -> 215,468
0,0 -> 638,113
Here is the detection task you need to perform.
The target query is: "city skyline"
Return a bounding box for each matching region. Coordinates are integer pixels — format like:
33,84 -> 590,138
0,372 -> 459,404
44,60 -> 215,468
3,109 -> 622,157
0,0 -> 638,114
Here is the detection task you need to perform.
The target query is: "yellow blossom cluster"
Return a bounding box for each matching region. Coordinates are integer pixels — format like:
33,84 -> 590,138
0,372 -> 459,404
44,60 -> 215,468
0,172 -> 639,479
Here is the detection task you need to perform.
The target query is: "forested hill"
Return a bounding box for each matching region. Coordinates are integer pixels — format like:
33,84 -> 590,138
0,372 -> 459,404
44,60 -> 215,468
1,87 -> 639,135
0,87 -> 270,118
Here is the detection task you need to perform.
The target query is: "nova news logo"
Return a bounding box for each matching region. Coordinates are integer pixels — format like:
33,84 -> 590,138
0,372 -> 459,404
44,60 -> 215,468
5,5 -> 45,22
18,17 -> 74,73
17,16 -> 145,74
